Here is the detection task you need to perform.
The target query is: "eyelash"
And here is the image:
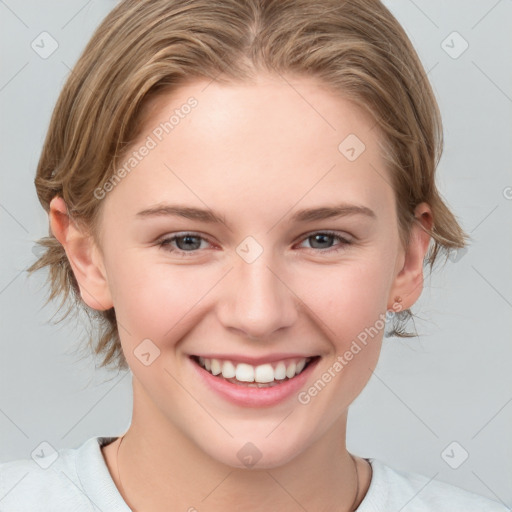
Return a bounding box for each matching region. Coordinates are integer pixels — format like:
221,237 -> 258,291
156,230 -> 352,257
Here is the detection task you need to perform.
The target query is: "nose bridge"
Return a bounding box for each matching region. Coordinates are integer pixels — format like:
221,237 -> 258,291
219,247 -> 297,339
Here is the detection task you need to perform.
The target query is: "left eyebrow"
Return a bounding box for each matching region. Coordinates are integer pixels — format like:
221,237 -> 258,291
289,203 -> 377,223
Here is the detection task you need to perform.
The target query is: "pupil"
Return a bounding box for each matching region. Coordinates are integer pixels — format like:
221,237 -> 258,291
311,234 -> 332,249
178,235 -> 200,251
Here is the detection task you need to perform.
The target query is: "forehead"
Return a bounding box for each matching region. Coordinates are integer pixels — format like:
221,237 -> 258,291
104,74 -> 394,223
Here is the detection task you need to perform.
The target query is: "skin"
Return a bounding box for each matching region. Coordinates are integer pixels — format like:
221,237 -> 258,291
50,73 -> 432,511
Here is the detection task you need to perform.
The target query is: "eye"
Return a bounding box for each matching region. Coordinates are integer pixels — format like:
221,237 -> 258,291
157,232 -> 212,256
157,230 -> 352,257
296,231 -> 352,254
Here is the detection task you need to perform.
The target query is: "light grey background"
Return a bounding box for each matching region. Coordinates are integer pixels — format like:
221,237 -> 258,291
1,0 -> 511,506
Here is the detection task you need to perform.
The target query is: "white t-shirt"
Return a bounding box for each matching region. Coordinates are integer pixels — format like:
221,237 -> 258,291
0,436 -> 508,511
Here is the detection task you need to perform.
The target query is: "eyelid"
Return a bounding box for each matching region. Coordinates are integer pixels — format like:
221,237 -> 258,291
295,229 -> 353,243
156,231 -> 216,250
156,231 -> 213,243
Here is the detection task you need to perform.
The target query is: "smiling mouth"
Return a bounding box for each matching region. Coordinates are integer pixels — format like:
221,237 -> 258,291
190,355 -> 320,388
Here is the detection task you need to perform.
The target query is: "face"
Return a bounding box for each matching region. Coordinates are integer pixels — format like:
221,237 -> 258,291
65,74 -> 426,469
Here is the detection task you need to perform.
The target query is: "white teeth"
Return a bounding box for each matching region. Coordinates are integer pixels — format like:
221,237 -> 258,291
254,364 -> 274,383
295,359 -> 306,374
274,362 -> 287,380
210,359 -> 221,375
221,361 -> 236,379
236,363 -> 254,382
196,356 -> 313,383
285,362 -> 296,379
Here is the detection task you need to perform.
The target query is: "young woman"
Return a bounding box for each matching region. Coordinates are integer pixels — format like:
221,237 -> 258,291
0,0 -> 508,510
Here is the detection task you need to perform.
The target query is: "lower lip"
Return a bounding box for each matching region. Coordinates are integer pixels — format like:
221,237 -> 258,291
190,357 -> 320,408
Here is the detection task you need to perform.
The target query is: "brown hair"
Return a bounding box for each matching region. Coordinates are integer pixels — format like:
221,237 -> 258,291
28,0 -> 469,372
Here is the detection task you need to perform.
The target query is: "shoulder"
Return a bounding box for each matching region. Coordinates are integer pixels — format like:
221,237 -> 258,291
357,458 -> 509,512
0,437 -> 124,512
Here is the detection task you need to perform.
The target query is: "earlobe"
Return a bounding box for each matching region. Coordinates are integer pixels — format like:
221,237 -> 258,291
387,202 -> 433,311
49,196 -> 113,311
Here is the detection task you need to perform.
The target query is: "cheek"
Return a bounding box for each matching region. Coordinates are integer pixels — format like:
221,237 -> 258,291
107,255 -> 212,346
295,257 -> 391,340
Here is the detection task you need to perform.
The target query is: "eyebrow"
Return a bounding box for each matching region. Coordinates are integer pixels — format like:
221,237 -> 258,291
135,202 -> 376,227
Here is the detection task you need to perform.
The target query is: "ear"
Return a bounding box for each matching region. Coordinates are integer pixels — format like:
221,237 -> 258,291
49,196 -> 113,311
387,202 -> 433,311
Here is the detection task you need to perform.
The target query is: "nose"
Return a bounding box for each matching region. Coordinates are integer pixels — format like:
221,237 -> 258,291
217,254 -> 298,340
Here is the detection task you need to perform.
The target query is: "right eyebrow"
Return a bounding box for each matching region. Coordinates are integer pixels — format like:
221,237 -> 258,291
136,204 -> 231,228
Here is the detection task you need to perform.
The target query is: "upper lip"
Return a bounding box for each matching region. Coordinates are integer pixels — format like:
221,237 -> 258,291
191,353 -> 319,366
